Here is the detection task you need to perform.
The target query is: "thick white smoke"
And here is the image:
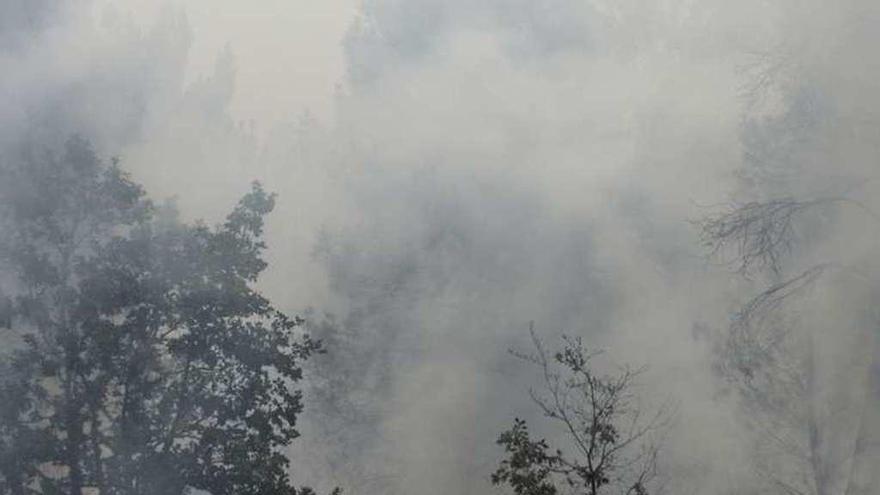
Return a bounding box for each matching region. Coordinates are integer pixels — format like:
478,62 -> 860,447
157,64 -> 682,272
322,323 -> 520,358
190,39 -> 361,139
1,1 -> 878,494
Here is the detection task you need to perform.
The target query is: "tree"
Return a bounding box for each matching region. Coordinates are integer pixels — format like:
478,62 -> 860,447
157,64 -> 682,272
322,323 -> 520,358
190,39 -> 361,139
0,136 -> 324,495
699,196 -> 880,495
491,328 -> 670,495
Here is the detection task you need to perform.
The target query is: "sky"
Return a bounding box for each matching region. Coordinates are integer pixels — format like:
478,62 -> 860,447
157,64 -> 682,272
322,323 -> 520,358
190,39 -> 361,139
1,1 -> 879,494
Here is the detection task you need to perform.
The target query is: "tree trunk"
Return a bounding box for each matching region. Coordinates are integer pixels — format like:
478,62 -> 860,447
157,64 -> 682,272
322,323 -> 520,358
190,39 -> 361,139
805,333 -> 831,495
65,394 -> 85,495
844,328 -> 880,495
89,406 -> 105,494
7,463 -> 24,495
64,339 -> 85,495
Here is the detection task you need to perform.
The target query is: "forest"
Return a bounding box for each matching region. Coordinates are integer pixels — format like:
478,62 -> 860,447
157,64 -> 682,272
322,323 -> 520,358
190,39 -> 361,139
0,1 -> 878,494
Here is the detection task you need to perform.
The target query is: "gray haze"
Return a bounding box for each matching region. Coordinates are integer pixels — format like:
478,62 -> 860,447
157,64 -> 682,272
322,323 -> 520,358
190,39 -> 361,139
1,1 -> 878,494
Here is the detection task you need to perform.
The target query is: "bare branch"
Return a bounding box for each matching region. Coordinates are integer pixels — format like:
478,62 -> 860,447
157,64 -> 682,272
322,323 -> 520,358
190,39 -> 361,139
494,328 -> 672,495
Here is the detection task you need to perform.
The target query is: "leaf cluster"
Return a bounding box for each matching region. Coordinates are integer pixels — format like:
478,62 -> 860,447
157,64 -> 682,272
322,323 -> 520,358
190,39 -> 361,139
0,137 -> 324,495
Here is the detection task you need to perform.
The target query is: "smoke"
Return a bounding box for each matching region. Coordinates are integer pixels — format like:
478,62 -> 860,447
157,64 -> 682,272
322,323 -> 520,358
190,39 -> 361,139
1,1 -> 878,494
292,2 -> 751,493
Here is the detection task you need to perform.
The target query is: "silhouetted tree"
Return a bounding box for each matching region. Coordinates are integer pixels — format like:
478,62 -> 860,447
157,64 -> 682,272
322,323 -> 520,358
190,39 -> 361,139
0,137 -> 324,495
492,328 -> 670,495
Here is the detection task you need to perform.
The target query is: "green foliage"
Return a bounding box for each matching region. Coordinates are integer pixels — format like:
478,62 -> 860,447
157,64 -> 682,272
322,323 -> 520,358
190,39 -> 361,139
492,419 -> 560,495
491,330 -> 666,495
0,137 -> 323,495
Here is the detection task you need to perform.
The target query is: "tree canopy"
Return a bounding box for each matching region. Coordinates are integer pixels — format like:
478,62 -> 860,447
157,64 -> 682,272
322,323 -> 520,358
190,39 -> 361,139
0,137 -> 322,495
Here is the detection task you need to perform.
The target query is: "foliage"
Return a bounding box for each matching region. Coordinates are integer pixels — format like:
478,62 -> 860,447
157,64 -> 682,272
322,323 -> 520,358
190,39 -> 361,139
0,137 -> 323,495
492,328 -> 669,495
493,418 -> 561,495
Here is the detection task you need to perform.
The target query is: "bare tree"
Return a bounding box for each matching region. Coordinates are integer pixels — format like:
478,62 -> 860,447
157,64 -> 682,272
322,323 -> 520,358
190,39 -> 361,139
700,197 -> 880,495
697,198 -> 819,277
491,327 -> 671,495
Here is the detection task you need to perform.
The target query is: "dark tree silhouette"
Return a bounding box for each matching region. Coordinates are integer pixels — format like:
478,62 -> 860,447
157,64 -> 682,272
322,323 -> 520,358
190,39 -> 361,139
0,137 -> 326,495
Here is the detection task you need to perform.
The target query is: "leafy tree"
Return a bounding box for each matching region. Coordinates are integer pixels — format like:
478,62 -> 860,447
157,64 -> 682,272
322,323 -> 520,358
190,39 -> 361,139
0,137 -> 324,495
492,328 -> 670,495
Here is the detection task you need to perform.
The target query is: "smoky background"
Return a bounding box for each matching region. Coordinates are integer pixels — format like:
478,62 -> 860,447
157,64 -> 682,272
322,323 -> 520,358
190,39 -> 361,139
1,1 -> 877,494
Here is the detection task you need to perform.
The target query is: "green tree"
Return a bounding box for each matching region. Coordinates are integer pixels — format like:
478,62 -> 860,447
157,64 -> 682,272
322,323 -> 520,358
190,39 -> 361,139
492,328 -> 670,495
0,137 -> 323,495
